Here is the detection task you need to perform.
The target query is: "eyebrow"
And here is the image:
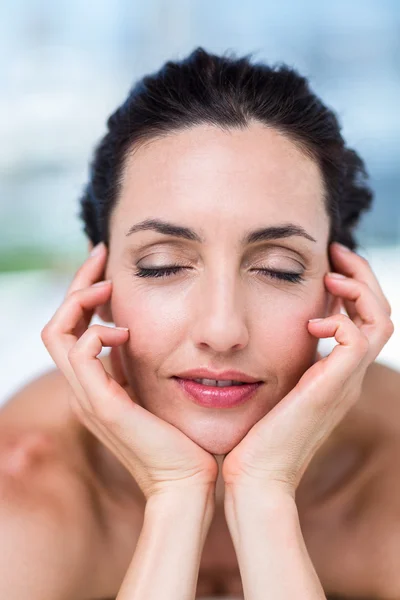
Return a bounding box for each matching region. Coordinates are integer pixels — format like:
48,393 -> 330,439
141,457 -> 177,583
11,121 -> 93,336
125,218 -> 317,244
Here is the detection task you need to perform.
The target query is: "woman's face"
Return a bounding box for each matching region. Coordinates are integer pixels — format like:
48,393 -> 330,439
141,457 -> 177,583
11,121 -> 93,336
102,122 -> 334,455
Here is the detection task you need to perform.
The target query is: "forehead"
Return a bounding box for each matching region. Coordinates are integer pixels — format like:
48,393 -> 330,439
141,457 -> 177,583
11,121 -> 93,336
113,122 -> 328,238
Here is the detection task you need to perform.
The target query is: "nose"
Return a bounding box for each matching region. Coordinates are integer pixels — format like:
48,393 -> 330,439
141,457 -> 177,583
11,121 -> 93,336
191,272 -> 249,353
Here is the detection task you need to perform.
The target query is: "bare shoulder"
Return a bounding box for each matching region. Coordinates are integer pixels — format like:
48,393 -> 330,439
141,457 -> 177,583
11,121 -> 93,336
344,361 -> 400,598
0,355 -> 143,598
298,361 -> 400,598
0,350 -> 125,514
359,360 -> 400,431
0,353 -> 114,428
362,359 -> 400,393
0,351 -> 135,506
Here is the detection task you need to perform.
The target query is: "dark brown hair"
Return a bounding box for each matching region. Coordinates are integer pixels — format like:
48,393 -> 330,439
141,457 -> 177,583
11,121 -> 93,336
78,46 -> 373,250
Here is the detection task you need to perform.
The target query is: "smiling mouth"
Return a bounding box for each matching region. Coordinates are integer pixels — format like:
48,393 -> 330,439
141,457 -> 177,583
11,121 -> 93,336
182,378 -> 249,387
173,376 -> 263,408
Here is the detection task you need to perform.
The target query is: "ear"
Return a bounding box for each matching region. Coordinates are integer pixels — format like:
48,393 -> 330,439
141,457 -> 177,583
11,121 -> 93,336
87,240 -> 114,323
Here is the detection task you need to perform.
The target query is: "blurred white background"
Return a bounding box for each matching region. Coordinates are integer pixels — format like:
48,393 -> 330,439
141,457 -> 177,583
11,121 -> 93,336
1,0 -> 399,404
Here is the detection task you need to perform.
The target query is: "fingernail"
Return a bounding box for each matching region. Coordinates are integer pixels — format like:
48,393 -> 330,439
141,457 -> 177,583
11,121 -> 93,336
309,318 -> 323,322
90,242 -> 105,257
327,272 -> 347,279
334,242 -> 350,252
115,326 -> 129,331
92,279 -> 111,287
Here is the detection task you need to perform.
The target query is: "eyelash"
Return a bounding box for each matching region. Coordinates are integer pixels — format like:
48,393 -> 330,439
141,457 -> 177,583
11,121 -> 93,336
133,265 -> 304,284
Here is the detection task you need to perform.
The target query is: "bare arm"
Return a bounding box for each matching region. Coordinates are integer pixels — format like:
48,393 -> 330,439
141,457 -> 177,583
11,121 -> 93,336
224,485 -> 326,600
116,486 -> 215,600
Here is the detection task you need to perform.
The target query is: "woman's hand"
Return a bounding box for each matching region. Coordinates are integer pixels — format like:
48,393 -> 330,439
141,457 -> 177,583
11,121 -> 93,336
222,242 -> 395,497
40,242 -> 218,501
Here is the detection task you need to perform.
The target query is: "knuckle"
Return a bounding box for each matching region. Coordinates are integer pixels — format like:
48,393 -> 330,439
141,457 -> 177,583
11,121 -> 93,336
385,302 -> 392,317
68,325 -> 101,361
67,286 -> 91,308
354,279 -> 369,295
40,323 -> 55,345
40,326 -> 49,344
87,324 -> 102,335
336,312 -> 350,325
75,323 -> 98,344
383,318 -> 395,338
68,288 -> 84,304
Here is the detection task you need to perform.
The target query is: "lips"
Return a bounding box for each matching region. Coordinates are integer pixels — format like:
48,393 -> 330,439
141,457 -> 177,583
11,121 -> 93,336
175,368 -> 262,384
174,377 -> 262,408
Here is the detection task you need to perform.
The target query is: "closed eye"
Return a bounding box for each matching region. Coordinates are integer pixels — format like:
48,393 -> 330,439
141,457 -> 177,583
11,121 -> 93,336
133,266 -> 304,283
252,268 -> 304,283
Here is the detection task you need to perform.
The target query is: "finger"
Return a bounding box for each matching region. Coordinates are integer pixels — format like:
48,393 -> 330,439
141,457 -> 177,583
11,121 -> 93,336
342,297 -> 358,323
327,270 -> 356,322
324,274 -> 395,359
66,242 -> 107,297
68,324 -> 131,418
68,325 -> 183,456
281,314 -> 369,431
41,282 -> 113,397
325,274 -> 364,326
307,313 -> 369,381
251,314 -> 368,487
330,243 -> 392,316
63,337 -> 140,485
43,281 -> 112,354
278,314 -> 368,419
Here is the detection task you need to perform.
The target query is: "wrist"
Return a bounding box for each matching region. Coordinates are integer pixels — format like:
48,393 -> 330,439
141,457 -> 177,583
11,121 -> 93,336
224,483 -> 298,542
146,483 -> 216,524
225,480 -> 296,509
223,484 -> 325,600
116,484 -> 215,599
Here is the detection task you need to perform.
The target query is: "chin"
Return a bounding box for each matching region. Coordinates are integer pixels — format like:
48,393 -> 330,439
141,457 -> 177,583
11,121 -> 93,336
136,382 -> 280,457
198,438 -> 241,456
172,416 -> 262,456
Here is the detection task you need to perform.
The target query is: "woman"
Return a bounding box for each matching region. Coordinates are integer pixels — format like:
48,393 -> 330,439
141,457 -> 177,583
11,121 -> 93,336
0,47 -> 398,599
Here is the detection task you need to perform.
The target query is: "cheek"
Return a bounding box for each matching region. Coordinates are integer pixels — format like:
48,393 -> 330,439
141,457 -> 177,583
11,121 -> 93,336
257,302 -> 316,356
252,278 -> 326,331
111,274 -> 327,380
251,285 -> 327,381
111,285 -> 187,359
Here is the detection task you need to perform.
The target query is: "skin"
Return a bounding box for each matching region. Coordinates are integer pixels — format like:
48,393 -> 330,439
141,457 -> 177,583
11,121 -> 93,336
1,120 -> 396,598
97,121 -> 337,458
73,121 -> 394,598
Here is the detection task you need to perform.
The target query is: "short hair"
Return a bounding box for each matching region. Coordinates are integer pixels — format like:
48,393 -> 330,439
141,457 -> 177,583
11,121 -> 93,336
78,46 -> 373,250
